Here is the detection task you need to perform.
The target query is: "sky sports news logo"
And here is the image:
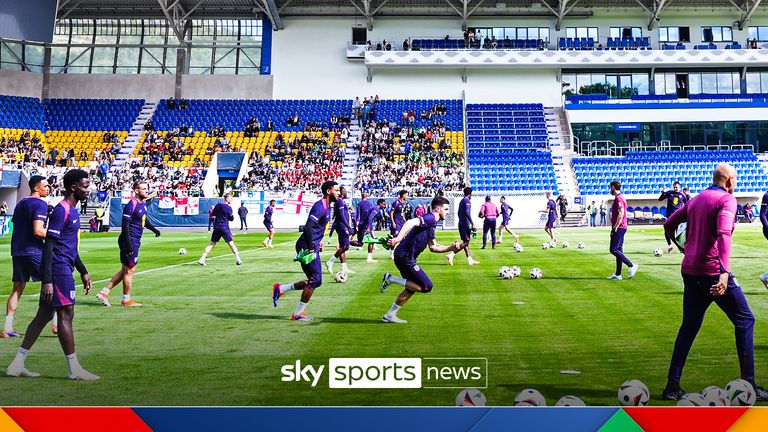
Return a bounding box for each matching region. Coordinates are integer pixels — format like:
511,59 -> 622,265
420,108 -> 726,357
281,358 -> 487,389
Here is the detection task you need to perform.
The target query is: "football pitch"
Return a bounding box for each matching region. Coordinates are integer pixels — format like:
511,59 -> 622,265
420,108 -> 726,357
2,225 -> 768,407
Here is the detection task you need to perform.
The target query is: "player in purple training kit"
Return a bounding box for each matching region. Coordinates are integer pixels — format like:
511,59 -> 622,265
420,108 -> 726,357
607,181 -> 638,280
3,176 -> 50,338
350,195 -> 386,263
389,190 -> 409,260
496,196 -> 520,246
198,193 -> 242,266
6,169 -> 99,381
659,181 -> 688,253
272,181 -> 339,321
97,180 -> 161,308
540,191 -> 558,246
379,196 -> 465,323
446,187 -> 479,266
261,200 -> 276,248
327,186 -> 355,275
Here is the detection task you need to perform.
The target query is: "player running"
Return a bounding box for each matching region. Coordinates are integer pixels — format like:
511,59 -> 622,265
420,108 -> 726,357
350,196 -> 387,263
659,181 -> 687,253
446,187 -> 479,266
198,193 -> 242,266
272,181 -> 339,321
607,181 -> 638,280
262,200 -> 276,248
3,176 -> 49,338
327,186 -> 354,275
389,190 -> 409,260
662,164 -> 768,401
97,181 -> 161,307
540,192 -> 557,246
6,169 -> 99,381
496,196 -> 520,246
379,195 -> 465,323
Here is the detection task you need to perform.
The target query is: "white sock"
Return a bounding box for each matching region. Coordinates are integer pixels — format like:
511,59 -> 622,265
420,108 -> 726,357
447,252 -> 455,259
367,253 -> 373,260
234,251 -> 241,262
268,238 -> 273,246
387,303 -> 401,316
122,294 -> 130,302
65,353 -> 81,375
99,287 -> 110,295
498,232 -> 503,241
264,237 -> 269,243
342,263 -> 349,272
328,256 -> 337,265
279,283 -> 295,294
389,275 -> 407,286
201,245 -> 213,260
467,256 -> 474,262
5,312 -> 14,332
294,301 -> 308,316
12,347 -> 28,366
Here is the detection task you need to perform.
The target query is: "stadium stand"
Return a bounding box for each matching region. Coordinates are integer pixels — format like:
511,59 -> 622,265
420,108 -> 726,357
44,98 -> 144,131
368,99 -> 463,130
573,150 -> 768,195
468,149 -> 558,192
0,95 -> 45,130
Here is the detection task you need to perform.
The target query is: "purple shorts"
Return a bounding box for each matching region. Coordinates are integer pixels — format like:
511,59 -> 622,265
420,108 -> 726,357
296,244 -> 322,289
337,231 -> 350,249
394,257 -> 433,293
45,272 -> 76,309
12,255 -> 42,283
459,224 -> 472,243
264,220 -> 273,230
211,228 -> 234,243
546,215 -> 556,229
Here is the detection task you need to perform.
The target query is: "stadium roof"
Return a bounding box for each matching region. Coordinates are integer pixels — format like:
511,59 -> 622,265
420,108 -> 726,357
58,1 -> 766,32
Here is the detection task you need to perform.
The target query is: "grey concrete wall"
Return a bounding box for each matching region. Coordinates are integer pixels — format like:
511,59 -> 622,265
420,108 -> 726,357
0,70 -> 43,98
47,74 -> 176,100
181,75 -> 273,100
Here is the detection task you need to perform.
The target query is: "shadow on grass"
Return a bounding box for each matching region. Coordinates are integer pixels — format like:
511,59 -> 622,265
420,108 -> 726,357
207,312 -> 382,324
545,277 -> 611,281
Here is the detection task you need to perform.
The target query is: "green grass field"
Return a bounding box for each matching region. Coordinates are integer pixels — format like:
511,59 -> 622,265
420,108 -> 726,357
2,225 -> 768,407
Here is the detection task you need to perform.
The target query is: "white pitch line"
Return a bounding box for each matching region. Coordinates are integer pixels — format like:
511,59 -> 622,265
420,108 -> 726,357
23,240 -> 293,294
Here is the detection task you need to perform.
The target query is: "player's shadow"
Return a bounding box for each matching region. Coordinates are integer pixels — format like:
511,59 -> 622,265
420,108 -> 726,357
207,312 -> 381,324
545,276 -> 610,281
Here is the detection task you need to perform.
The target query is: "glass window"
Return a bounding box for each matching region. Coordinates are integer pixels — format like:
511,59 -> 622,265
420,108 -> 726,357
528,27 -> 539,39
655,73 -> 666,95
566,27 -> 597,39
701,73 -> 717,93
717,72 -> 734,93
540,28 -> 550,42
610,27 -> 642,38
238,47 -> 260,72
688,73 -> 702,94
746,72 -> 761,93
762,72 -> 768,93
659,27 -> 684,42
517,28 -> 528,39
632,73 -> 649,95
748,26 -> 768,41
701,26 -> 734,42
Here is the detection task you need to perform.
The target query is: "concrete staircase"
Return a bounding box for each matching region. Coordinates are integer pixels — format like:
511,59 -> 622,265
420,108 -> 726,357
340,124 -> 362,190
544,106 -> 581,209
111,100 -> 158,172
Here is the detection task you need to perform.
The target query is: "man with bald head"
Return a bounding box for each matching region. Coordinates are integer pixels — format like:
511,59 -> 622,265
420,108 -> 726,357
662,164 -> 768,400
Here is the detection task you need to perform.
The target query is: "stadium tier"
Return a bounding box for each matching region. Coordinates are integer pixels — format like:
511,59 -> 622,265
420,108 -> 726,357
466,103 -> 548,149
151,99 -> 352,132
573,150 -> 768,195
44,98 -> 144,131
0,95 -> 45,130
468,150 -> 558,192
411,38 -> 544,50
370,99 -> 463,129
46,130 -> 128,167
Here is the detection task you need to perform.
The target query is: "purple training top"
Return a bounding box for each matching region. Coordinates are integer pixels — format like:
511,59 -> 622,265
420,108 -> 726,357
10,197 -> 48,257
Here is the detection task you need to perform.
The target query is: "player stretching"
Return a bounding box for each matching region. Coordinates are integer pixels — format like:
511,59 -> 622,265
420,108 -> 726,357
272,181 -> 339,321
3,176 -> 49,338
446,187 -> 479,266
327,186 -> 355,275
496,196 -> 520,246
607,181 -> 638,280
97,181 -> 161,307
379,196 -> 464,323
389,190 -> 409,259
663,164 -> 768,400
659,181 -> 687,253
198,193 -> 242,266
540,192 -> 557,246
262,200 -> 276,248
6,169 -> 98,381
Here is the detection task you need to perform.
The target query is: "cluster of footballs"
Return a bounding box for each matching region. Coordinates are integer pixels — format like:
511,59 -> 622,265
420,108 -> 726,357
499,266 -> 542,280
455,378 -> 758,407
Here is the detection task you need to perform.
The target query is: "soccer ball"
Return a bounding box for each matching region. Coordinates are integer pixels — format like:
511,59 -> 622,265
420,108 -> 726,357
555,395 -> 586,406
618,379 -> 650,406
653,248 -> 662,257
577,242 -> 585,249
510,266 -> 521,278
334,272 -> 348,283
726,379 -> 756,406
701,386 -> 728,406
561,241 -> 569,248
514,243 -> 524,253
514,388 -> 546,406
501,268 -> 515,280
677,393 -> 707,406
499,266 -> 510,277
541,242 -> 550,249
178,248 -> 187,255
529,268 -> 543,279
455,388 -> 486,406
